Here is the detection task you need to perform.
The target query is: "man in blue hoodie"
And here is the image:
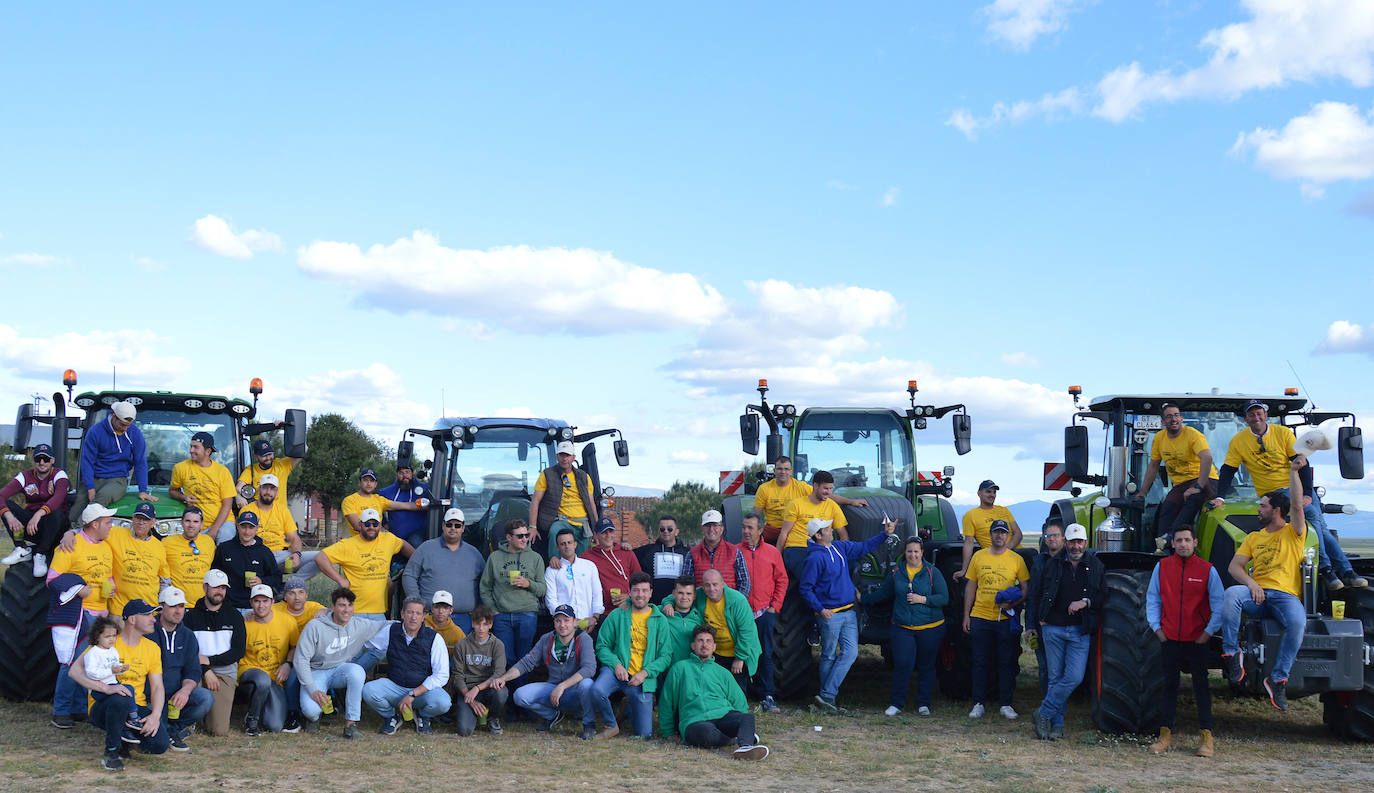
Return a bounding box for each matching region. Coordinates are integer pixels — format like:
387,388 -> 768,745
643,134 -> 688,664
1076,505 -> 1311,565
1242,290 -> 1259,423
69,401 -> 156,530
152,586 -> 213,750
799,515 -> 896,712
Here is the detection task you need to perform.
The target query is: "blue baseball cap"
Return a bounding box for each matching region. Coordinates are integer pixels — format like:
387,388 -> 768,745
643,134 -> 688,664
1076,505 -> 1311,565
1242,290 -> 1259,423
191,431 -> 216,451
252,439 -> 273,456
32,443 -> 54,460
1243,399 -> 1267,413
978,479 -> 999,491
989,519 -> 1011,534
236,510 -> 260,527
133,503 -> 157,519
121,599 -> 160,618
552,604 -> 576,619
359,468 -> 378,480
595,516 -> 617,533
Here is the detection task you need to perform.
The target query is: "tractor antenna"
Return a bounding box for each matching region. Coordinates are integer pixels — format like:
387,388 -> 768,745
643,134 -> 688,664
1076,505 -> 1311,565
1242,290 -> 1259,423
112,366 -> 117,392
1286,360 -> 1317,410
441,388 -> 445,418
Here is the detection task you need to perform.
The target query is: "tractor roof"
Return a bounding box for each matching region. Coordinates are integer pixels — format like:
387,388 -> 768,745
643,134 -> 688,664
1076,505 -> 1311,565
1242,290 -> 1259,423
1089,393 -> 1308,415
74,390 -> 255,418
432,416 -> 570,433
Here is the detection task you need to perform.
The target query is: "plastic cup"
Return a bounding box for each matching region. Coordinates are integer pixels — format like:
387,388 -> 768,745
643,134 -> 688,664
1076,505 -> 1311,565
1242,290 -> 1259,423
400,703 -> 414,721
283,557 -> 294,574
508,570 -> 520,584
478,711 -> 487,727
610,588 -> 621,599
167,703 -> 181,720
101,580 -> 114,599
578,618 -> 589,631
1333,600 -> 1346,620
320,695 -> 335,715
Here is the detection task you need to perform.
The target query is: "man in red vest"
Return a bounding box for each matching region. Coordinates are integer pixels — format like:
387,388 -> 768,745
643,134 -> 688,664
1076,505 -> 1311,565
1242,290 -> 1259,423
690,510 -> 750,598
1145,525 -> 1224,757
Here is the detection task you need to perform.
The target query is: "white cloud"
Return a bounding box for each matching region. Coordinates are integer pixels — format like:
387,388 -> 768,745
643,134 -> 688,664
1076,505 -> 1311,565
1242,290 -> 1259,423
262,364 -> 433,443
881,187 -> 901,207
2,253 -> 64,266
297,231 -> 725,335
983,0 -> 1084,51
1316,319 -> 1374,356
1000,351 -> 1041,367
0,324 -> 188,386
190,214 -> 283,259
668,449 -> 710,464
1231,102 -> 1374,192
946,88 -> 1084,140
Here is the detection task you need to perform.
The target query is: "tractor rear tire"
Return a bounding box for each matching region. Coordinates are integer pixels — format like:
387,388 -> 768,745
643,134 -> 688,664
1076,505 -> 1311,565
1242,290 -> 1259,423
1322,587 -> 1374,742
772,582 -> 818,701
1090,569 -> 1163,734
934,552 -> 973,700
0,561 -> 57,702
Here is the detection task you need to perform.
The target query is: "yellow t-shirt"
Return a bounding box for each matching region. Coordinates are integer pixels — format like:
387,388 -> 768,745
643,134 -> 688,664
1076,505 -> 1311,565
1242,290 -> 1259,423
86,636 -> 161,708
703,597 -> 734,657
237,457 -> 295,496
754,478 -> 813,527
105,527 -> 171,615
170,459 -> 237,516
163,533 -> 215,597
1223,423 -> 1297,496
1237,523 -> 1307,598
273,600 -> 325,632
967,548 -> 1029,622
962,505 -> 1017,550
319,533 -> 404,614
425,614 -> 466,650
50,533 -> 114,612
781,497 -> 848,549
534,470 -> 589,521
1151,426 -> 1218,486
252,501 -> 298,552
240,613 -> 300,677
628,609 -> 651,675
340,492 -> 391,536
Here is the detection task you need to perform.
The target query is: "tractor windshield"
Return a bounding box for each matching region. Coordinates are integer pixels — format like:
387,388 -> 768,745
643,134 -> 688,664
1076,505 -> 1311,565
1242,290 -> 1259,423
89,408 -> 242,488
1135,409 -> 1257,501
793,411 -> 912,498
446,428 -> 553,523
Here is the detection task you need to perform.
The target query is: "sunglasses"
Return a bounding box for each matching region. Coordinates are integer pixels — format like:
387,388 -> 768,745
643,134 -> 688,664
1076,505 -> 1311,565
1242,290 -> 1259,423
658,526 -> 676,532
445,521 -> 465,528
1255,436 -> 1266,454
562,474 -> 573,488
191,544 -> 200,556
362,521 -> 381,528
566,566 -> 575,580
511,532 -> 530,540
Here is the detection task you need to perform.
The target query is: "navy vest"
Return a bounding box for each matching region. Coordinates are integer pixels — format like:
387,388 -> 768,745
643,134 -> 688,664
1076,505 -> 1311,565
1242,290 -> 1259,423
386,622 -> 438,689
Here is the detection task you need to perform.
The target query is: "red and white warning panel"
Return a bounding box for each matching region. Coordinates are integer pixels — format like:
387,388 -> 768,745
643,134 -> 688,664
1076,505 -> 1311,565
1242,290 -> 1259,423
719,470 -> 745,495
1043,462 -> 1072,491
915,471 -> 945,485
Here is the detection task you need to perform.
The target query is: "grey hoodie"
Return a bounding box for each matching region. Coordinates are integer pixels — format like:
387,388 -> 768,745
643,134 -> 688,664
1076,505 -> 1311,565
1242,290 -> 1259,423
294,614 -> 384,689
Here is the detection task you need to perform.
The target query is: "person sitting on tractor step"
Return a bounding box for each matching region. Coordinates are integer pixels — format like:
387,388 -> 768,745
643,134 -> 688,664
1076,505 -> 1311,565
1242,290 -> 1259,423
362,597 -> 452,735
529,440 -> 599,556
635,513 -> 695,604
163,508 -> 214,599
69,400 -> 156,532
955,480 -> 1022,581
183,568 -> 245,736
238,583 -> 301,735
691,509 -> 751,597
1138,403 -> 1219,541
1,442 -> 69,577
170,431 -> 237,542
317,508 -> 414,621
801,514 -> 897,713
212,510 -> 283,613
403,507 -> 486,634
1146,525 -> 1224,757
1032,523 -> 1103,740
1219,457 -> 1310,711
47,502 -> 117,729
738,513 -> 787,713
377,461 -> 431,548
235,435 -> 304,510
591,571 -> 674,739
755,455 -> 866,546
658,624 -> 771,760
295,588 -> 383,738
153,586 -> 215,749
1025,520 -> 1065,698
861,536 -> 949,717
1210,400 -> 1366,591
962,519 -> 1029,720
246,474 -> 319,580
544,526 -> 605,628
451,604 -> 508,737
778,469 -> 867,576
489,604 -> 598,739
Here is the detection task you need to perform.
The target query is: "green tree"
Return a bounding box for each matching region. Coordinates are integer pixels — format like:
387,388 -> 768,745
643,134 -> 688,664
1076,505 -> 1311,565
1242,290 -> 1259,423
288,414 -> 391,543
741,461 -> 767,495
635,480 -> 722,545
0,445 -> 26,484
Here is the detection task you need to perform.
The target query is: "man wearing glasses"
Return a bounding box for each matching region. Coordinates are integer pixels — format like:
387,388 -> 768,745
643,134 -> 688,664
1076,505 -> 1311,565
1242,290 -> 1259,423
163,508 -> 214,597
544,527 -> 605,628
317,508 -> 415,620
479,519 -> 546,715
69,400 -> 156,531
1138,403 -> 1218,540
403,508 -> 486,633
634,514 -> 694,604
529,440 -> 600,557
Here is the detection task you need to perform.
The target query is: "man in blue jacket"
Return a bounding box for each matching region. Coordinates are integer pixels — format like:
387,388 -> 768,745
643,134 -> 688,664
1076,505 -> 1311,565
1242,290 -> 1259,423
799,516 -> 896,712
152,586 -> 213,750
69,401 -> 157,530
378,463 -> 431,547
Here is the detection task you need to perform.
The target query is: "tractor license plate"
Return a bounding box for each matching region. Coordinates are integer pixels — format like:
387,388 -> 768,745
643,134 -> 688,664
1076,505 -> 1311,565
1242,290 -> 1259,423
1133,415 -> 1162,430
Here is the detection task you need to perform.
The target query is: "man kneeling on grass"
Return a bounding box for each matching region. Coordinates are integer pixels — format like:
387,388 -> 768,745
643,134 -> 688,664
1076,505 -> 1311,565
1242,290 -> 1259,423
658,624 -> 770,761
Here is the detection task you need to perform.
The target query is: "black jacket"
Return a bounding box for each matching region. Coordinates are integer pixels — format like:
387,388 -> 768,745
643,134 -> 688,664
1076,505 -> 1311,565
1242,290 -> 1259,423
1035,549 -> 1105,632
212,537 -> 283,609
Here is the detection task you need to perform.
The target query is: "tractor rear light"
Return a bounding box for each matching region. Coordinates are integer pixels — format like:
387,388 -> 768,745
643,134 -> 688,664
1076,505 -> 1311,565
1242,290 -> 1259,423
908,380 -> 918,392
75,396 -> 95,408
1068,386 -> 1082,396
784,405 -> 796,416
63,369 -> 78,387
231,404 -> 250,415
467,425 -> 479,437
758,379 -> 768,388
207,400 -> 227,411
560,428 -> 574,440
943,465 -> 955,477
125,396 -> 143,406
100,395 -> 117,405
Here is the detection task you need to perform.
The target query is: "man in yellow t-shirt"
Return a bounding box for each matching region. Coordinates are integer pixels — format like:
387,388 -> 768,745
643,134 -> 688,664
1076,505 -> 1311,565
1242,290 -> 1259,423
235,436 -> 305,508
956,480 -> 1022,582
274,576 -> 325,631
163,508 -> 215,597
239,584 -> 302,734
340,468 -> 424,537
48,503 -> 117,728
529,440 -> 600,557
318,508 -> 414,618
962,521 -> 1029,719
1220,457 -> 1309,711
105,503 -> 171,615
170,432 -> 237,542
249,474 -> 320,579
1139,403 -> 1218,539
69,599 -> 169,764
777,470 -> 858,576
754,456 -> 865,546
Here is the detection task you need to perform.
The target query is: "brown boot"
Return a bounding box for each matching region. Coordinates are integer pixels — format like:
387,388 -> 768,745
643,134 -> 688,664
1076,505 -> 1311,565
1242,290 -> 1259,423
1148,726 -> 1172,754
1196,729 -> 1214,758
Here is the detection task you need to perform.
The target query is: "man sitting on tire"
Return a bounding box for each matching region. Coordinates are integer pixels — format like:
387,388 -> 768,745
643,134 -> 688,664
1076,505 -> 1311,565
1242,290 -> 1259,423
1031,523 -> 1103,740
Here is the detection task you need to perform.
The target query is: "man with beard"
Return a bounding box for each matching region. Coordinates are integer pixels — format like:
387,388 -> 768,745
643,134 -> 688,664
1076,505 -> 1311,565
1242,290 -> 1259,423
379,462 -> 431,548
182,569 -> 245,737
152,586 -> 213,749
235,437 -> 305,509
170,432 -> 236,542
318,508 -> 413,620
404,508 -> 485,633
247,474 -> 319,579
341,468 -> 425,537
163,508 -> 214,597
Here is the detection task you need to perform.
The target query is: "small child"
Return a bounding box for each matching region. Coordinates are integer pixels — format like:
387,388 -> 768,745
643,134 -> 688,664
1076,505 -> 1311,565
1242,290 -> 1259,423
84,615 -> 139,727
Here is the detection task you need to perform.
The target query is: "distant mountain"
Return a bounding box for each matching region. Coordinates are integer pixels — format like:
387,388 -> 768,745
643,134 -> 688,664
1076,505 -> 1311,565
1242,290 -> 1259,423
603,483 -> 665,498
955,499 -> 1374,538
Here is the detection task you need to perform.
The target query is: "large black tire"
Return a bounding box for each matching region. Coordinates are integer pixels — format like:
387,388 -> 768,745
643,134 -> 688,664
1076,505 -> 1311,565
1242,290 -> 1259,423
1090,569 -> 1164,734
1322,587 -> 1374,742
934,549 -> 973,700
773,580 -> 818,701
0,561 -> 57,702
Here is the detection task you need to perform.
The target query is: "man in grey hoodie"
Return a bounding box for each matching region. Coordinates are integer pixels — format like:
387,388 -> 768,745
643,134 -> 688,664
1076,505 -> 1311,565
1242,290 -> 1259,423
489,604 -> 598,740
294,588 -> 384,739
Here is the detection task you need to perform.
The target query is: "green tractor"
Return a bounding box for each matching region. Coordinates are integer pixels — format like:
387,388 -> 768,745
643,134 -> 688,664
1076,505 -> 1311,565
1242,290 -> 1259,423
726,379 -> 972,700
1,371 -> 305,702
1047,388 -> 1372,740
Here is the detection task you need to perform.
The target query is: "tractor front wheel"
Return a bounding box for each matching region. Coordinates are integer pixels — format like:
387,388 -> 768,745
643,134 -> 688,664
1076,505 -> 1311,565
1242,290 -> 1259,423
1089,569 -> 1164,734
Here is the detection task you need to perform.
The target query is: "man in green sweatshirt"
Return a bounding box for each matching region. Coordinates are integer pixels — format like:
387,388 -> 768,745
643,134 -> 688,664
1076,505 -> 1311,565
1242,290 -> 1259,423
659,575 -> 701,667
659,624 -> 770,760
478,519 -> 545,718
591,571 -> 673,739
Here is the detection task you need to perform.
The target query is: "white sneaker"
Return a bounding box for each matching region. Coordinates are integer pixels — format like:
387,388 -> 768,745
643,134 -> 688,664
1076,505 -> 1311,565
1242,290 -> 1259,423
968,703 -> 985,719
917,706 -> 931,716
32,553 -> 47,577
883,706 -> 901,717
1000,706 -> 1019,720
2,546 -> 32,566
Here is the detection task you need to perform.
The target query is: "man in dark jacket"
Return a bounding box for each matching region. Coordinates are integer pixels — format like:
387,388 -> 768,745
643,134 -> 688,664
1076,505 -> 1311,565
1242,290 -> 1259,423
211,511 -> 282,611
182,569 -> 246,736
1032,523 -> 1103,740
489,604 -> 598,740
1025,520 -> 1065,697
153,586 -> 212,750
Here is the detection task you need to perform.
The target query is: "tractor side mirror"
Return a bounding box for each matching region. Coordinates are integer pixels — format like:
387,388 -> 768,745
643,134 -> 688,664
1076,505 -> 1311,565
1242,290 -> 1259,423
1065,425 -> 1090,480
283,409 -> 308,457
1338,426 -> 1364,480
397,440 -> 414,471
952,413 -> 972,456
740,414 -> 759,455
517,441 -> 529,462
14,403 -> 35,451
613,439 -> 630,467
765,433 -> 784,465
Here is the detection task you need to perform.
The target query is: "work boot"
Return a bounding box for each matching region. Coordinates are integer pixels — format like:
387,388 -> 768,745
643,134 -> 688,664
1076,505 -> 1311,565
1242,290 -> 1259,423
1341,572 -> 1369,588
1196,729 -> 1215,757
1322,569 -> 1346,592
1148,726 -> 1172,754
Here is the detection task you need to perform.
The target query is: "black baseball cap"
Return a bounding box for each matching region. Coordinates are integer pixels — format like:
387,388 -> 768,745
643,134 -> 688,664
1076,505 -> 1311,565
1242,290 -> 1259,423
134,502 -> 156,519
978,480 -> 999,491
360,468 -> 378,480
122,599 -> 161,618
252,439 -> 273,456
236,510 -> 260,527
191,431 -> 216,451
989,519 -> 1011,534
552,604 -> 576,619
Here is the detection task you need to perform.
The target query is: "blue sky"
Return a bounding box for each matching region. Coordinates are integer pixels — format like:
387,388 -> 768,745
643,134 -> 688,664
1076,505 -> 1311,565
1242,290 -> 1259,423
3,1 -> 1372,511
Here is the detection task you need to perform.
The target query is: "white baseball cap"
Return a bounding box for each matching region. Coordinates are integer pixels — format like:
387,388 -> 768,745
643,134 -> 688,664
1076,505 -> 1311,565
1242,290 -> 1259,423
555,440 -> 576,456
701,509 -> 724,526
431,590 -> 454,607
203,569 -> 230,588
259,473 -> 280,488
250,584 -> 274,601
80,503 -> 118,525
111,401 -> 137,420
159,586 -> 188,606
1064,523 -> 1088,542
1294,429 -> 1333,456
806,518 -> 833,537
359,508 -> 382,523
444,507 -> 466,523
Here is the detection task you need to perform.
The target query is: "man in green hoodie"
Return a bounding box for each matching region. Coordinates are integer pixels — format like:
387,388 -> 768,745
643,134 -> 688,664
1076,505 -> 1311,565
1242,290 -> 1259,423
659,575 -> 701,668
688,570 -> 760,693
478,519 -> 545,716
659,624 -> 770,760
591,571 -> 672,739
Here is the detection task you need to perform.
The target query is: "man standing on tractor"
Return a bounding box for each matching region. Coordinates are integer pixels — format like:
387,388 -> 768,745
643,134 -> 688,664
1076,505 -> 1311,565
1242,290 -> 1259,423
1210,400 -> 1366,591
529,441 -> 600,557
755,456 -> 865,546
955,480 -> 1022,582
691,510 -> 750,597
1031,523 -> 1103,741
962,519 -> 1029,721
1,442 -> 69,576
235,436 -> 305,509
1219,457 -> 1311,711
1138,403 -> 1218,540
1145,525 -> 1224,757
777,470 -> 861,576
170,432 -> 236,542
634,514 -> 694,604
69,400 -> 156,531
738,513 -> 787,713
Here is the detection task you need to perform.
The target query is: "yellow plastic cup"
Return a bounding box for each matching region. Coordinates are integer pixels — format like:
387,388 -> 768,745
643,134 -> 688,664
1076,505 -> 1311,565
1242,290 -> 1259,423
577,618 -> 589,631
610,588 -> 621,599
508,569 -> 520,584
1333,600 -> 1346,620
321,695 -> 334,715
283,557 -> 295,574
100,580 -> 114,599
167,703 -> 181,720
245,571 -> 255,586
400,703 -> 414,721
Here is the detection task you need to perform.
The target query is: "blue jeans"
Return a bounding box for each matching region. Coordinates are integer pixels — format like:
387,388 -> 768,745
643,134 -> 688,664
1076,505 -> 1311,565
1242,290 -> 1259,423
513,678 -> 595,725
163,683 -> 214,734
888,623 -> 945,709
52,612 -> 96,716
1274,487 -> 1350,575
1039,623 -> 1091,729
493,611 -> 537,712
363,677 -> 453,720
970,617 -> 1019,707
1220,585 -> 1306,682
591,667 -> 654,737
91,698 -> 169,755
1034,641 -> 1049,698
299,663 -> 366,722
753,610 -> 776,699
817,608 -> 859,702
